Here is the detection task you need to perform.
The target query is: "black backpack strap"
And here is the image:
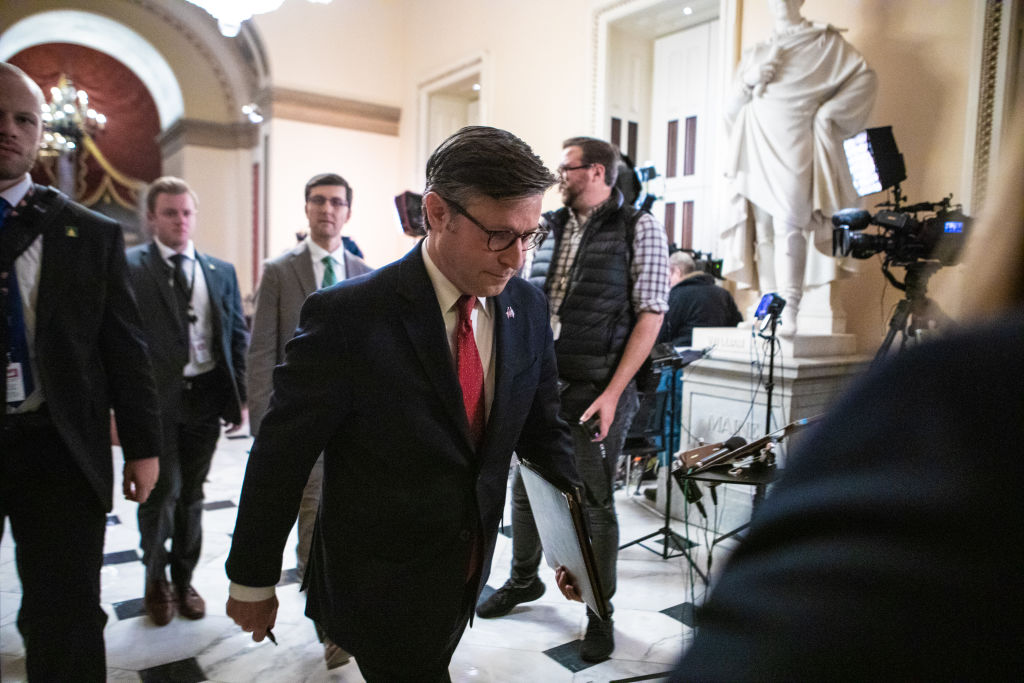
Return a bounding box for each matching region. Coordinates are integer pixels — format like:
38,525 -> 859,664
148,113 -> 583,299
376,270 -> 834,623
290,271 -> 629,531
0,185 -> 69,268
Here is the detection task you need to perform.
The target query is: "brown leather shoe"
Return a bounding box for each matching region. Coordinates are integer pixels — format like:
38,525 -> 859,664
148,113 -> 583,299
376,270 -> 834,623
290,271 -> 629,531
177,584 -> 206,620
144,578 -> 176,626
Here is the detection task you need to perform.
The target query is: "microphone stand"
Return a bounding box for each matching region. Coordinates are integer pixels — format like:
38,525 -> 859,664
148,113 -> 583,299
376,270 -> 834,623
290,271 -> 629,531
754,308 -> 782,509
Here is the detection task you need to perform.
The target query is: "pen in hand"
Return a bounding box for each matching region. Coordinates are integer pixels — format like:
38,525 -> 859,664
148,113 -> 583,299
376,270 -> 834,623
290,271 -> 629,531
265,627 -> 278,645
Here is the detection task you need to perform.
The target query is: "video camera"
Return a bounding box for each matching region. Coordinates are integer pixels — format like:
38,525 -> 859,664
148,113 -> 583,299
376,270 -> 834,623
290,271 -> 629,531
680,248 -> 723,279
833,126 -> 971,267
831,197 -> 971,266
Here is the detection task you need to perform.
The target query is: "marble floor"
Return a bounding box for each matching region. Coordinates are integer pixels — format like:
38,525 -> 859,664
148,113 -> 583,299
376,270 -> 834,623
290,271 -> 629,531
1,433 -> 745,682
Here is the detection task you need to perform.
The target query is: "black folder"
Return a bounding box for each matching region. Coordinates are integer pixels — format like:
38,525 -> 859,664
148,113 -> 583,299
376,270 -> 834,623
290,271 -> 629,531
517,458 -> 610,620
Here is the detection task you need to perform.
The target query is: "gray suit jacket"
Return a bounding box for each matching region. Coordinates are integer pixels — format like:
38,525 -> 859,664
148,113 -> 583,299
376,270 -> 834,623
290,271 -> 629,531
247,240 -> 372,434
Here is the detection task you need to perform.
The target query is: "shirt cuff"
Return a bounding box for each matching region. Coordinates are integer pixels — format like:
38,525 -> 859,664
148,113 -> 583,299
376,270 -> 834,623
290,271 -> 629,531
229,582 -> 276,602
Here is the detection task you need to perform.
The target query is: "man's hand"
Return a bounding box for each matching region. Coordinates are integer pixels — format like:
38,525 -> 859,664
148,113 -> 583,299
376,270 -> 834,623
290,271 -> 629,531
555,566 -> 584,603
123,457 -> 159,503
227,595 -> 279,642
579,391 -> 620,442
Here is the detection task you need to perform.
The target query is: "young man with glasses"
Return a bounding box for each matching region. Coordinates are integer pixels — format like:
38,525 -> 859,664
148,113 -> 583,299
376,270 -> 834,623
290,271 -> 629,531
245,172 -> 373,669
226,126 -> 583,682
477,136 -> 670,662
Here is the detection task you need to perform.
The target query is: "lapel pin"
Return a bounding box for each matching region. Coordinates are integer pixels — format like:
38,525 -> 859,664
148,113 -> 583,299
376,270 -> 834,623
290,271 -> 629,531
65,226 -> 78,237
506,306 -> 515,319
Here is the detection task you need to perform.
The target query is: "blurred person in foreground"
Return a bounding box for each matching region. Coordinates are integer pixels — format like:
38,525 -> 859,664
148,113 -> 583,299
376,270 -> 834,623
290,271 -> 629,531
671,110 -> 1024,681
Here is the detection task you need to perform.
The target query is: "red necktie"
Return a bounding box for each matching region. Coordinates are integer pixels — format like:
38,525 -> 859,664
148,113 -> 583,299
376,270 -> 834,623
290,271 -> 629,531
456,294 -> 486,447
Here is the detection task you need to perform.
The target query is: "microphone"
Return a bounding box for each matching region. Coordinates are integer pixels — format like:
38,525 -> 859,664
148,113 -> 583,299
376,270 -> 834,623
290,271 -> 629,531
723,436 -> 748,451
831,208 -> 871,230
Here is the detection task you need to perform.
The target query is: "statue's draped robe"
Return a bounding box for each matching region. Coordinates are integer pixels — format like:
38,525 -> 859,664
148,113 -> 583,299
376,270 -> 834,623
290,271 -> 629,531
721,23 -> 877,290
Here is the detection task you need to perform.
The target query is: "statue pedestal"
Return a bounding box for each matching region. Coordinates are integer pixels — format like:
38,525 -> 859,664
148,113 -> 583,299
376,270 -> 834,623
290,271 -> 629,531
647,326 -> 869,539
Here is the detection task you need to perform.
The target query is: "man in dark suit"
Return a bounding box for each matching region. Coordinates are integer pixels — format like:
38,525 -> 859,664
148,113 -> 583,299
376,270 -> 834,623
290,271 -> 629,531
247,172 -> 372,668
225,126 -> 582,682
126,176 -> 248,626
0,62 -> 162,682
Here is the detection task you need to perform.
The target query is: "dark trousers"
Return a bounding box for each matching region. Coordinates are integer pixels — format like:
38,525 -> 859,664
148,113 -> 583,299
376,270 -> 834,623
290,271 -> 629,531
510,380 -> 639,607
1,416 -> 108,682
138,371 -> 227,588
353,595 -> 471,683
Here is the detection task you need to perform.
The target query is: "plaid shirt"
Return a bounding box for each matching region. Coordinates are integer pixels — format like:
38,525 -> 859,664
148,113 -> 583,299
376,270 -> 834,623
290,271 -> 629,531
543,201 -> 669,317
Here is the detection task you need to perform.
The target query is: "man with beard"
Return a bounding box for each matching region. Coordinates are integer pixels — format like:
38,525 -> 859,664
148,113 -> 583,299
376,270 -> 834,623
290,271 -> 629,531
477,136 -> 669,662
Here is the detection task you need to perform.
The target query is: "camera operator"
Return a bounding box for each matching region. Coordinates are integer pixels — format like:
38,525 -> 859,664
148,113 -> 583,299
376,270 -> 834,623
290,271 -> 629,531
658,250 -> 742,347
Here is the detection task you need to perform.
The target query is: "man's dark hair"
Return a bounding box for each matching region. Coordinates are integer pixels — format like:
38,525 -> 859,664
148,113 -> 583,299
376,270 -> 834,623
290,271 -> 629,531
305,173 -> 353,208
562,136 -> 619,187
422,126 -> 556,230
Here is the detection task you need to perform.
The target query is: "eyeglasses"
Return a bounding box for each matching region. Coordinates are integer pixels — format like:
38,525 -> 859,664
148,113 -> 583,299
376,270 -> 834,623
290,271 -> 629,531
557,163 -> 593,176
307,195 -> 348,208
445,198 -> 547,252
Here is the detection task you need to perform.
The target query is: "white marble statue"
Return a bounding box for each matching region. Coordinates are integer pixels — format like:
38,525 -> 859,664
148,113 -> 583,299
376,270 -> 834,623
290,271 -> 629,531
721,0 -> 877,334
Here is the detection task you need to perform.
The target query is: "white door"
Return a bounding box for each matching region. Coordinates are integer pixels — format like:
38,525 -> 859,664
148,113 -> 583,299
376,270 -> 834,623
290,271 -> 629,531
650,20 -> 721,254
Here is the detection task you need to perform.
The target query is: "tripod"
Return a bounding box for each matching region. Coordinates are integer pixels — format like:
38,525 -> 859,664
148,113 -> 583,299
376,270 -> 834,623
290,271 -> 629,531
876,260 -> 949,363
619,357 -> 705,581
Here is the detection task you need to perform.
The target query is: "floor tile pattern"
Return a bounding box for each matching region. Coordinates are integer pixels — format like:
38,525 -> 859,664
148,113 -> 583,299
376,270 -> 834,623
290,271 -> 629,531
1,433 -> 743,682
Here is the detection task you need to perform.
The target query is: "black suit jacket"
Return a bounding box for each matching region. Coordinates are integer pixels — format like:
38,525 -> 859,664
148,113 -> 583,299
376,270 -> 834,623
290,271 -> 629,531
226,242 -> 581,668
125,241 -> 247,425
8,189 -> 161,511
674,309 -> 1024,681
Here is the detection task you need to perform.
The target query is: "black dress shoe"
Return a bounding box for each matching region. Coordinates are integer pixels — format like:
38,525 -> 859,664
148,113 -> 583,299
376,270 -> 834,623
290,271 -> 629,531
475,578 -> 545,618
580,610 -> 614,662
144,578 -> 176,626
177,584 -> 206,620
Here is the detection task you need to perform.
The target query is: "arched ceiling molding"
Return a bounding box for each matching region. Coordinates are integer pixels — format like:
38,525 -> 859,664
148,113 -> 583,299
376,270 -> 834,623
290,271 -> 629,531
136,0 -> 262,122
0,1 -> 267,132
0,9 -> 184,130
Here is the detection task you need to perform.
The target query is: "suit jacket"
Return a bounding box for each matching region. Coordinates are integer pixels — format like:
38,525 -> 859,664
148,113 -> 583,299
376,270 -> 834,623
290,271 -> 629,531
247,240 -> 372,434
125,241 -> 247,426
226,242 -> 581,668
5,188 -> 161,511
674,308 -> 1024,681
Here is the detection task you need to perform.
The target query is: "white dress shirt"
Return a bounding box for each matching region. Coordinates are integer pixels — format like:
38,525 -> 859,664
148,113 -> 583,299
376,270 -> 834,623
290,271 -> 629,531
307,238 -> 348,287
154,238 -> 216,377
2,173 -> 44,412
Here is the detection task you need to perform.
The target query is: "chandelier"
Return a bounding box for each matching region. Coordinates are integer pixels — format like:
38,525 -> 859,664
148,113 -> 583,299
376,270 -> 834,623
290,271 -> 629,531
185,0 -> 334,38
40,75 -> 106,157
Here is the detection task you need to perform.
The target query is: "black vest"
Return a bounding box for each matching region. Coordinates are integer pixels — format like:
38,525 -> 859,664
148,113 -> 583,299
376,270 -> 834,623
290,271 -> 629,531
530,190 -> 641,385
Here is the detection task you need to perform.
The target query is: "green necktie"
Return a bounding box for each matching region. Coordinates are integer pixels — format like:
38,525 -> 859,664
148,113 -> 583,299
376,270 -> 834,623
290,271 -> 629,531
321,255 -> 337,288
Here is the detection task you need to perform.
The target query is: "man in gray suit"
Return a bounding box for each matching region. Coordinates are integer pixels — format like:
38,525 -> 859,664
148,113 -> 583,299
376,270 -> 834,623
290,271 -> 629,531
246,172 -> 372,668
